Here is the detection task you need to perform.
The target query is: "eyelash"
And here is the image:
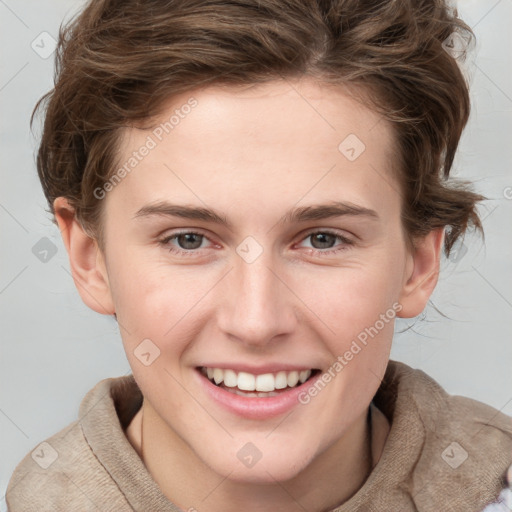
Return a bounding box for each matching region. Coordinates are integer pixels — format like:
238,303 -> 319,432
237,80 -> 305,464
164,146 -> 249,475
157,229 -> 355,256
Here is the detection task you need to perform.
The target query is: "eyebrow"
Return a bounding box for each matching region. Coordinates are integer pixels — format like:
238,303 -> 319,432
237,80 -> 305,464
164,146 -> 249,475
132,200 -> 379,226
281,202 -> 379,224
133,201 -> 231,227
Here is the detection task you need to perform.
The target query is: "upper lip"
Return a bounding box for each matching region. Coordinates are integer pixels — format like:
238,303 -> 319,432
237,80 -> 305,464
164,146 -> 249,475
197,364 -> 319,375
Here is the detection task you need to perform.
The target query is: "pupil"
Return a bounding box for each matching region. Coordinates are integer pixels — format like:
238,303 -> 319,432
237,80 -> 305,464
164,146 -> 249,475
311,233 -> 335,249
177,233 -> 203,249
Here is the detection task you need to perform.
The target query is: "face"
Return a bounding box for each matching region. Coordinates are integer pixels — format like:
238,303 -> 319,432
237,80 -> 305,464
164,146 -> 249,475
93,79 -> 417,482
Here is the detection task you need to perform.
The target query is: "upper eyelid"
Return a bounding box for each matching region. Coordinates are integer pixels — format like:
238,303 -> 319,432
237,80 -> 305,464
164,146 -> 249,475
295,228 -> 354,242
160,228 -> 211,240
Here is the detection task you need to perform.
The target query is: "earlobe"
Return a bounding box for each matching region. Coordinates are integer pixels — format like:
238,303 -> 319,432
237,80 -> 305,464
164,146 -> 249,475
397,228 -> 445,318
53,197 -> 115,316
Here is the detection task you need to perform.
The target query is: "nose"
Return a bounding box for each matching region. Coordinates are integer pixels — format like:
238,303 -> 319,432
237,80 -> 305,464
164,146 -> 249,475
216,252 -> 297,348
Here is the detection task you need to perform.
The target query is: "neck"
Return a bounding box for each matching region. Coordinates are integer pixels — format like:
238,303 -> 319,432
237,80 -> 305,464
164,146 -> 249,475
125,400 -> 389,512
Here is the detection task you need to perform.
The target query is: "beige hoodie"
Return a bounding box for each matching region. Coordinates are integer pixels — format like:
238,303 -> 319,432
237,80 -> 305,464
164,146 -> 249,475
6,360 -> 512,511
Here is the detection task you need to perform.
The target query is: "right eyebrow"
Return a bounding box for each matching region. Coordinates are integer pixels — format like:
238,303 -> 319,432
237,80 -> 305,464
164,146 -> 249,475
133,201 -> 232,228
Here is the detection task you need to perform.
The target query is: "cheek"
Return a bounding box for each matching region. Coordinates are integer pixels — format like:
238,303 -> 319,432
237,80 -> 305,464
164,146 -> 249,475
109,258 -> 190,323
296,256 -> 403,336
286,252 -> 404,390
108,258 -> 221,359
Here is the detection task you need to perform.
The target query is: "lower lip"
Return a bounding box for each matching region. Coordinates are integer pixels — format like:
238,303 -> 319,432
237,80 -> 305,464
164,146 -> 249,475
195,369 -> 321,420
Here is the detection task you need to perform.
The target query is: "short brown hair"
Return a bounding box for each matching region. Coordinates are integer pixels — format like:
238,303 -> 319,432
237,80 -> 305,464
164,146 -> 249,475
32,0 -> 484,255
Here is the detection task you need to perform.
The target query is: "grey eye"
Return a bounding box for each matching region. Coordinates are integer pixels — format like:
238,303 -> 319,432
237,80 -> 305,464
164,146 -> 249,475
309,233 -> 337,249
176,233 -> 204,249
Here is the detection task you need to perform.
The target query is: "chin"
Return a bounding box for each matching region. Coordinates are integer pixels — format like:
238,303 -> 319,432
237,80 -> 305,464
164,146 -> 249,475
224,461 -> 306,484
200,441 -> 315,484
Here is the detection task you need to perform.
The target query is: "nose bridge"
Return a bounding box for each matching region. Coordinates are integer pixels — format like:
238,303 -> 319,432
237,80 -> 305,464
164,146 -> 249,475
218,251 -> 295,346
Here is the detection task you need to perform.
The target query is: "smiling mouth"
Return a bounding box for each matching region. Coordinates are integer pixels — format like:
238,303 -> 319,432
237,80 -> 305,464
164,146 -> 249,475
199,366 -> 320,397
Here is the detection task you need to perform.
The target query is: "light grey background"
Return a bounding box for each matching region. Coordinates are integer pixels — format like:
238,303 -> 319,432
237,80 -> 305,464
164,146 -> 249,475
1,0 -> 511,506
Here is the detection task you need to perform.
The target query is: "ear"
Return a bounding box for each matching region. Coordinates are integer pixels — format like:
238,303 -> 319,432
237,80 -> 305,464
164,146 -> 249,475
397,227 -> 445,318
53,197 -> 115,315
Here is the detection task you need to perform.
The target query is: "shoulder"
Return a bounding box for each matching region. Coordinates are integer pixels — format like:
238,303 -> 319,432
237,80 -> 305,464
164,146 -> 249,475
384,360 -> 512,509
391,360 -> 512,451
5,377 -> 134,512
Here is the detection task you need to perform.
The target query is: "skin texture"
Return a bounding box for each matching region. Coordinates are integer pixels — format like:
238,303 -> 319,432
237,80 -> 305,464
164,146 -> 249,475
54,78 -> 444,512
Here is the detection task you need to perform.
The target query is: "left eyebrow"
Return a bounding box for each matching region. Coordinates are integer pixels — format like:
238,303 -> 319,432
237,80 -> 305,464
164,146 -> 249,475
280,202 -> 380,224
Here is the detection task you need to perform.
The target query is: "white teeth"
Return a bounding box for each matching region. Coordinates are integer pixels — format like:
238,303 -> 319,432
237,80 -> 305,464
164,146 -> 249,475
299,370 -> 312,383
287,371 -> 299,387
255,373 -> 275,392
202,367 -> 314,393
213,368 -> 223,385
223,369 -> 237,388
275,371 -> 288,389
237,372 -> 256,391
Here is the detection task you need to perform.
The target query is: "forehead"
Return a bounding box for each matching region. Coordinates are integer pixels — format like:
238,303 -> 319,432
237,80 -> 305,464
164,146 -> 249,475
109,79 -> 399,220
143,78 -> 390,146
